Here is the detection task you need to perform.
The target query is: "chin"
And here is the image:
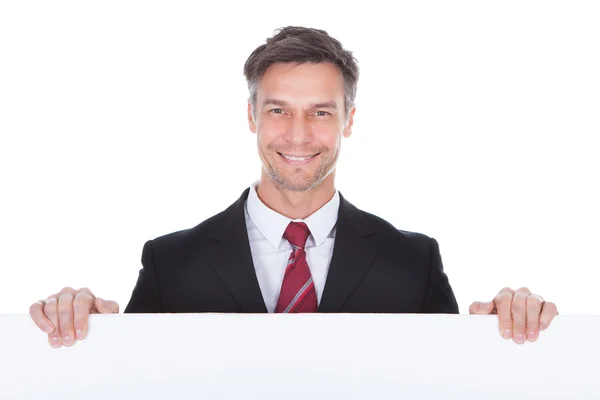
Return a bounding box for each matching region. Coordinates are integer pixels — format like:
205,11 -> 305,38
269,173 -> 320,192
288,174 -> 328,192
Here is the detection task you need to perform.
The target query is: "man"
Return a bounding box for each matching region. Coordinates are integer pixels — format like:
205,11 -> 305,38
29,26 -> 558,348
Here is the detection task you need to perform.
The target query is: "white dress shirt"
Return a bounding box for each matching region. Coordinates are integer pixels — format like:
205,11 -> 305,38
244,181 -> 340,313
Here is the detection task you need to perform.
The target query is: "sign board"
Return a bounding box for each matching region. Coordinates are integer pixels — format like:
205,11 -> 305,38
1,314 -> 598,399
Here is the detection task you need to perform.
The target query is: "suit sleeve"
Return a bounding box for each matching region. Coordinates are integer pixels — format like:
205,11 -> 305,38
124,240 -> 162,313
421,238 -> 459,314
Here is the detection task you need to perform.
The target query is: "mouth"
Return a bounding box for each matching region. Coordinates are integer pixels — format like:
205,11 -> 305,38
278,152 -> 320,164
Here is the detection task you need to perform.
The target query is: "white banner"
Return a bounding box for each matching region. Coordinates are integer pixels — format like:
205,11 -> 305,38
1,314 -> 598,399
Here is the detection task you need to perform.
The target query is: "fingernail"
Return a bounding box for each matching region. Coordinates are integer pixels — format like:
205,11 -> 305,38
503,329 -> 512,339
62,336 -> 73,345
515,334 -> 525,344
50,336 -> 61,347
528,331 -> 538,341
44,324 -> 54,333
76,330 -> 84,340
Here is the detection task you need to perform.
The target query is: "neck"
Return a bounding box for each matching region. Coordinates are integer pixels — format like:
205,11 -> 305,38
256,171 -> 336,220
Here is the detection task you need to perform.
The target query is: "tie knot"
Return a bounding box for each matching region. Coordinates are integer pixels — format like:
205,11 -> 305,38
284,222 -> 311,250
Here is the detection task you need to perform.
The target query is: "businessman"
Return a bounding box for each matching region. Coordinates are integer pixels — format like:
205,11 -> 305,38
29,26 -> 558,348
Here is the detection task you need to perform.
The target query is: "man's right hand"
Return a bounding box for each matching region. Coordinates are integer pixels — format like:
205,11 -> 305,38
29,287 -> 119,348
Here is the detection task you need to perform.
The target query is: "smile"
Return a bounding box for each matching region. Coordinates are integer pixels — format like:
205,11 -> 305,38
278,153 -> 320,162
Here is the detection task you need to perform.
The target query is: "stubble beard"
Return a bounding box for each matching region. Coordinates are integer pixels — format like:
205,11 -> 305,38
260,144 -> 339,192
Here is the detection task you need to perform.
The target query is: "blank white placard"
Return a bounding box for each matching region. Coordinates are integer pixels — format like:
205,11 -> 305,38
1,314 -> 598,399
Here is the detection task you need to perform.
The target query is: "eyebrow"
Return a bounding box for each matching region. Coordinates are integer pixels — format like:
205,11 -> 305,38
262,98 -> 338,110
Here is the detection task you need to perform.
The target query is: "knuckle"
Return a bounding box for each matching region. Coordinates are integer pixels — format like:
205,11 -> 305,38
44,303 -> 57,317
540,312 -> 552,324
500,318 -> 513,329
532,293 -> 544,301
497,293 -> 512,303
517,287 -> 530,293
73,320 -> 86,331
513,322 -> 526,330
526,305 -> 539,315
514,292 -> 528,301
527,296 -> 542,307
77,287 -> 93,296
58,292 -> 74,302
29,302 -> 40,315
511,304 -> 523,314
72,302 -> 87,314
498,312 -> 512,322
60,286 -> 74,293
45,295 -> 58,303
57,303 -> 72,314
527,321 -> 539,330
73,294 -> 92,306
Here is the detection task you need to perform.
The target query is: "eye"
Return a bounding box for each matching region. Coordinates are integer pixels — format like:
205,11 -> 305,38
314,111 -> 331,116
269,108 -> 284,114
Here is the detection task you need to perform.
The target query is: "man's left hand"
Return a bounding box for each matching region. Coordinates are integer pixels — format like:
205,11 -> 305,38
469,287 -> 558,344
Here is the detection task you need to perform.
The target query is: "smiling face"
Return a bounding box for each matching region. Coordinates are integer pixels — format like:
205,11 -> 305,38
248,62 -> 355,192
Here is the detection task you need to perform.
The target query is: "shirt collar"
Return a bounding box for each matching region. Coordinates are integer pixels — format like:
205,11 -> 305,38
246,181 -> 340,250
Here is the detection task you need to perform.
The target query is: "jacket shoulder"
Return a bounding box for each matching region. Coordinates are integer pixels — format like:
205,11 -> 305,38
359,208 -> 433,244
151,209 -> 229,249
149,189 -> 248,252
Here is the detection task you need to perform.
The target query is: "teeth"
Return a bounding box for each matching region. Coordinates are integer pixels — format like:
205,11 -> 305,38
281,154 -> 314,161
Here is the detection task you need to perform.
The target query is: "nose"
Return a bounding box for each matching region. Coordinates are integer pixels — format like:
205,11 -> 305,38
284,114 -> 312,145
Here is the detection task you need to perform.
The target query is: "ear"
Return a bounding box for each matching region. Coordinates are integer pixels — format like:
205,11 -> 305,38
343,107 -> 356,138
248,102 -> 257,133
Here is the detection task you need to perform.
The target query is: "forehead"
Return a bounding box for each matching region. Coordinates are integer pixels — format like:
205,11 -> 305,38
257,62 -> 344,104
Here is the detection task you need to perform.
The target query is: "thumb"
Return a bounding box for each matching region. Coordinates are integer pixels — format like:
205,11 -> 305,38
469,301 -> 495,314
95,297 -> 120,314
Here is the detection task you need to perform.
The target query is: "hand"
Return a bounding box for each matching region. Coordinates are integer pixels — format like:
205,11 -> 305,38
469,287 -> 558,344
29,287 -> 119,348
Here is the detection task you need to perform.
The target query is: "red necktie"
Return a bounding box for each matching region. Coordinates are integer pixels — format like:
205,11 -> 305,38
275,222 -> 318,313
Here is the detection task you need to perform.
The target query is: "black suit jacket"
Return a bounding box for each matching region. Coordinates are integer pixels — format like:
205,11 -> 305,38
124,188 -> 459,314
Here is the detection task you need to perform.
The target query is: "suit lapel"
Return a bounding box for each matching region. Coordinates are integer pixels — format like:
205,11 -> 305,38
206,188 -> 268,313
205,188 -> 376,314
318,193 -> 377,312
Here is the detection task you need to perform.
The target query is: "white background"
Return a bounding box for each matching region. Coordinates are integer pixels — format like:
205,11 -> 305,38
1,1 -> 598,315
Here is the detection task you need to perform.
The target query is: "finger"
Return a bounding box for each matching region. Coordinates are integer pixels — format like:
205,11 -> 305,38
29,300 -> 54,334
72,291 -> 95,340
497,287 -> 516,296
469,301 -> 495,315
511,291 -> 529,344
57,291 -> 76,347
44,296 -> 61,348
494,291 -> 514,339
95,298 -> 120,314
516,287 -> 532,295
526,294 -> 544,342
539,301 -> 559,330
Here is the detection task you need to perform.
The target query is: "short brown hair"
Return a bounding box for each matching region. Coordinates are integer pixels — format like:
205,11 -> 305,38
244,26 -> 359,120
